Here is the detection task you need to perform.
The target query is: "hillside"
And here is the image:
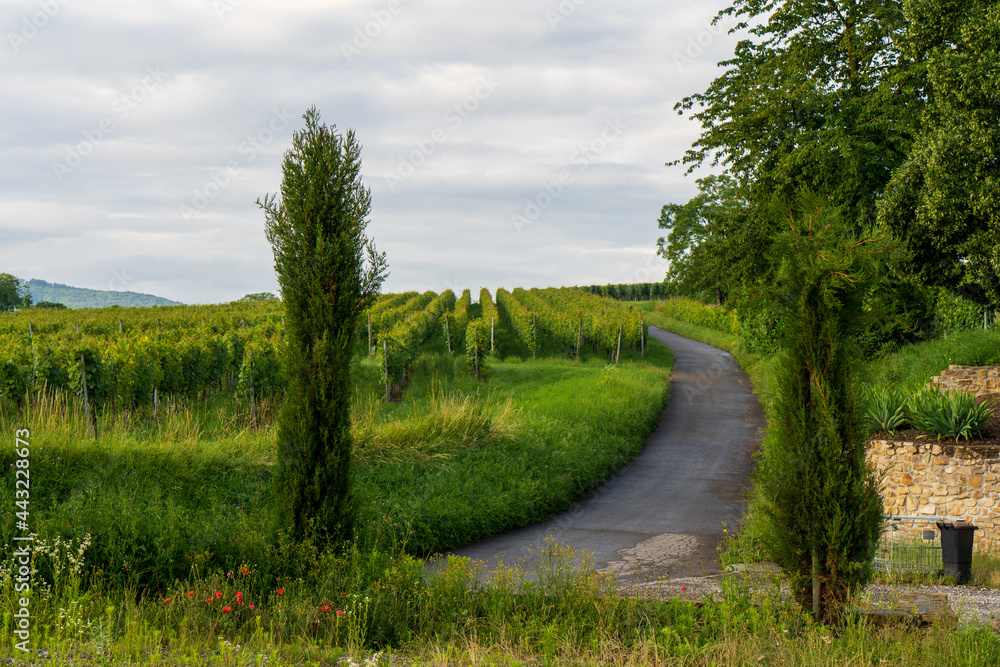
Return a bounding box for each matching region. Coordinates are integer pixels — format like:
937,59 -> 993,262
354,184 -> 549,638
25,278 -> 183,309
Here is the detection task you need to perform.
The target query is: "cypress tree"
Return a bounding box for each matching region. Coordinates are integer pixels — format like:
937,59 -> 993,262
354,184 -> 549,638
259,107 -> 387,546
754,199 -> 885,622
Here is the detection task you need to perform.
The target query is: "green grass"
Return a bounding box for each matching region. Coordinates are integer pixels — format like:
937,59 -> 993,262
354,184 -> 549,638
858,328 -> 1000,387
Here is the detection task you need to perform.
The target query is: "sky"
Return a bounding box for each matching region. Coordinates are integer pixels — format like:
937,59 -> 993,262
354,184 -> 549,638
2,0 -> 742,305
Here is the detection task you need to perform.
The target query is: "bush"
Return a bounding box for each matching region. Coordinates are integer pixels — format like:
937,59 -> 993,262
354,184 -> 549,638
906,386 -> 995,441
863,385 -> 908,436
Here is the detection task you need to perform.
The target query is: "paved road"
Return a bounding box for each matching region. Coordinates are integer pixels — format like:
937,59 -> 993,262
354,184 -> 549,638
444,327 -> 765,584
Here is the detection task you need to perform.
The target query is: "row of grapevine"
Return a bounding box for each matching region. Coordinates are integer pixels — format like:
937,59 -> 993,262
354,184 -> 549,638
534,287 -> 646,356
495,288 -> 536,357
465,318 -> 489,378
656,297 -> 739,335
376,290 -> 456,393
361,291 -> 434,347
0,327 -> 285,415
479,289 -> 499,353
442,289 -> 472,353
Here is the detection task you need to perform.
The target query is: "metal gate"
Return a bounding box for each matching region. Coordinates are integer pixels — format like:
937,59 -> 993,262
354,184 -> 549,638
872,515 -> 943,576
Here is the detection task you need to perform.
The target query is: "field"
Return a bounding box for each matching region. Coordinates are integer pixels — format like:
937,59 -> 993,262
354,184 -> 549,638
2,293 -> 1000,665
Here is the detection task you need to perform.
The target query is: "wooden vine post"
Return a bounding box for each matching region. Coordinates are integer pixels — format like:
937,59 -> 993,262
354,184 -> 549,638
640,323 -> 645,357
247,347 -> 256,430
80,354 -> 92,438
367,313 -> 372,354
444,315 -> 451,354
490,317 -> 495,353
576,317 -> 583,361
615,323 -> 622,364
383,340 -> 390,402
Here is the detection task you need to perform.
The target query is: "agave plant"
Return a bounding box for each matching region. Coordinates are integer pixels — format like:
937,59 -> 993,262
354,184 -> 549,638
905,386 -> 995,441
863,385 -> 908,436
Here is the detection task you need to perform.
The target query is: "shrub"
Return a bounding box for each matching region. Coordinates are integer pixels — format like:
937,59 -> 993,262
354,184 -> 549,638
863,385 -> 908,436
906,386 -> 995,441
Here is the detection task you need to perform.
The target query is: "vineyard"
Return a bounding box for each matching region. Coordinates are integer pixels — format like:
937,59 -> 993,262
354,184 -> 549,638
0,287 -> 648,423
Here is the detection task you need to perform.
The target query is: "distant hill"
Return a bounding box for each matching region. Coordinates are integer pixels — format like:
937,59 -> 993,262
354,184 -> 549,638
24,279 -> 184,309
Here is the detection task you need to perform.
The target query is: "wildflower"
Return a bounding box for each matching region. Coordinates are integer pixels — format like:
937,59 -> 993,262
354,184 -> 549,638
277,588 -> 284,595
241,568 -> 250,574
216,591 -> 223,599
236,592 -> 244,606
249,602 -> 255,610
222,606 -> 232,613
336,609 -> 344,615
227,572 -> 233,579
163,598 -> 171,604
681,586 -> 686,591
186,591 -> 194,596
322,605 -> 329,611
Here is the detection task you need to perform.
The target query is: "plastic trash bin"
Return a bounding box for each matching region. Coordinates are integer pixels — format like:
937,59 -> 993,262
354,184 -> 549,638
936,521 -> 977,584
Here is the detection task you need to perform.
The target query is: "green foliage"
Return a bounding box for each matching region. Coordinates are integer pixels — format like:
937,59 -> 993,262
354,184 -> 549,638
878,0 -> 1000,303
753,200 -> 885,622
906,386 -> 995,441
238,292 -> 278,302
673,1 -> 917,228
655,297 -> 739,335
33,300 -> 67,309
377,291 -> 454,391
0,273 -> 31,311
259,107 -> 388,547
863,385 -> 909,436
464,318 -> 488,377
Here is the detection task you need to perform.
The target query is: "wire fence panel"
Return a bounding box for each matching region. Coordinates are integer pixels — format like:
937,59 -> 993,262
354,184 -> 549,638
873,515 -> 944,576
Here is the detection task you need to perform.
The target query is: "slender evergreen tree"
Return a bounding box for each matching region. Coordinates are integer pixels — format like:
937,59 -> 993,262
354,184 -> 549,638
259,107 -> 387,546
754,198 -> 885,622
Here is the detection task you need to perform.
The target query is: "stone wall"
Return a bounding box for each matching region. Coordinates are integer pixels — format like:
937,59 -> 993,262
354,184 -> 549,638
930,365 -> 1000,397
867,439 -> 1000,552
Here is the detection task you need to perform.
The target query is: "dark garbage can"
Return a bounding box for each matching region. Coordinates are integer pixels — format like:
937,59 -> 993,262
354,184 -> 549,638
936,522 -> 977,584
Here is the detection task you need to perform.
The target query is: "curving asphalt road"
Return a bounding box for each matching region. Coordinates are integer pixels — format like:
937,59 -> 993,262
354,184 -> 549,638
444,327 -> 766,584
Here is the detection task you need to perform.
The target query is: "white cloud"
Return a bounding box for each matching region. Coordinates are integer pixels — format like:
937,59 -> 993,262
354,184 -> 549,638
1,0 -> 739,303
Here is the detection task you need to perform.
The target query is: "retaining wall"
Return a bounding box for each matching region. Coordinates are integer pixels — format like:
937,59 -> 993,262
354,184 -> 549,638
867,439 -> 1000,552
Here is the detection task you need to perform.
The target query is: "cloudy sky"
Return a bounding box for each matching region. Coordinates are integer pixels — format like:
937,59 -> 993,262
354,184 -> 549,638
2,0 -> 740,304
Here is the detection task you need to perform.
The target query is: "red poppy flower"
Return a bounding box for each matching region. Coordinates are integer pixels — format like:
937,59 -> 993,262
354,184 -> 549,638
186,591 -> 194,596
249,602 -> 255,610
241,568 -> 250,574
322,605 -> 329,611
222,606 -> 232,613
681,586 -> 686,591
163,598 -> 171,604
277,588 -> 284,595
336,609 -> 345,615
216,591 -> 223,599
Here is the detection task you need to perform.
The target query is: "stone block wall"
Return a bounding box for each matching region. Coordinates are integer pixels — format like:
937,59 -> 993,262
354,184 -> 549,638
867,439 -> 1000,552
930,365 -> 1000,397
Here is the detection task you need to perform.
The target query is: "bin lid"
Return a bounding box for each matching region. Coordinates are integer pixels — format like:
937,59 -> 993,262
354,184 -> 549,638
936,521 -> 978,530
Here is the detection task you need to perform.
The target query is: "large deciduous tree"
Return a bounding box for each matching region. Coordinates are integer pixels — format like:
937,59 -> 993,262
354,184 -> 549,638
0,273 -> 31,311
878,0 -> 1000,304
260,107 -> 388,546
673,0 -> 919,225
